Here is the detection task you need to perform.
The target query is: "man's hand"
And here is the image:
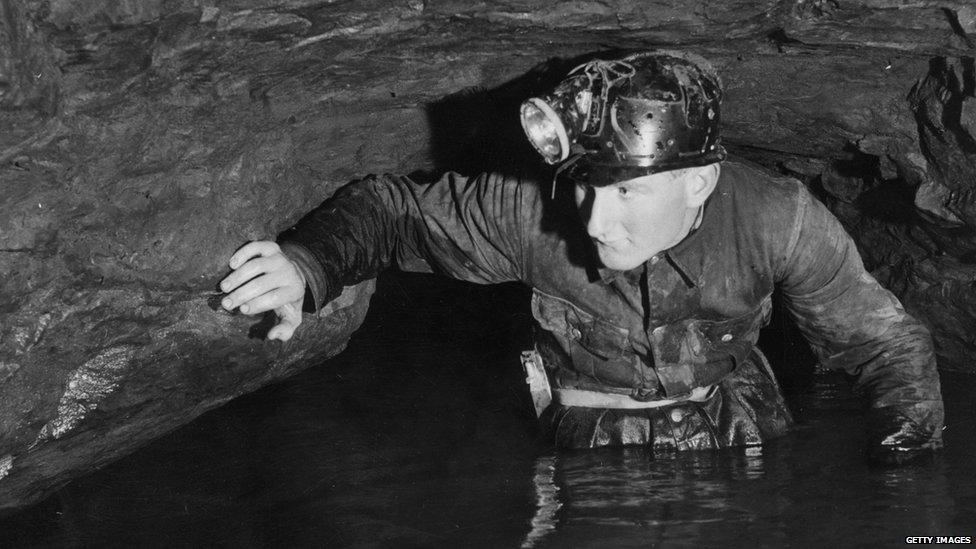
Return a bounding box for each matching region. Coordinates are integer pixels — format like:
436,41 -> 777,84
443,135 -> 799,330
868,406 -> 943,466
220,241 -> 307,341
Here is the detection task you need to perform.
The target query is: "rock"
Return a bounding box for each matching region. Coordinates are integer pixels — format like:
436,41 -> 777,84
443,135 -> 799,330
888,257 -> 976,374
821,162 -> 867,204
915,178 -> 965,227
216,10 -> 312,37
41,0 -> 172,29
908,56 -> 976,227
958,5 -> 976,35
221,0 -> 342,10
0,363 -> 19,385
0,0 -> 59,112
781,157 -> 828,179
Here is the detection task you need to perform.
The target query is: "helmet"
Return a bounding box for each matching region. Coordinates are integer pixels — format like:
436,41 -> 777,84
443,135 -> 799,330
519,50 -> 727,186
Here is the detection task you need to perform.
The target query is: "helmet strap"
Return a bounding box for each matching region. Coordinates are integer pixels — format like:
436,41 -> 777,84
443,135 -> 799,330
550,150 -> 587,199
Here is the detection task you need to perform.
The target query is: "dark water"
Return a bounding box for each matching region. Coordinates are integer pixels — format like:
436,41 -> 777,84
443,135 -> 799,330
2,273 -> 975,548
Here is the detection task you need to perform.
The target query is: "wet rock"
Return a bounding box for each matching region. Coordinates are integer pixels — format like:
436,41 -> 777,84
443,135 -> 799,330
0,363 -> 20,385
0,0 -> 60,170
885,257 -> 976,374
221,0 -> 341,10
780,157 -> 828,179
40,0 -> 172,29
908,56 -> 976,227
958,5 -> 976,36
914,178 -> 965,227
3,0 -> 976,516
216,10 -> 312,37
821,162 -> 867,204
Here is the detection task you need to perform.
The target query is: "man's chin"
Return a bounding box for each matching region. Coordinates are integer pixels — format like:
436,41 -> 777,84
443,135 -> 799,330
596,249 -> 644,272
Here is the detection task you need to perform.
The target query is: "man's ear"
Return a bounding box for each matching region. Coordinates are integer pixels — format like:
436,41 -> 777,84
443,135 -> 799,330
684,163 -> 720,208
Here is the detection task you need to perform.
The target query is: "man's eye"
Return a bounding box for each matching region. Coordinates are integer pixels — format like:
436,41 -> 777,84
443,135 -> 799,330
618,186 -> 630,196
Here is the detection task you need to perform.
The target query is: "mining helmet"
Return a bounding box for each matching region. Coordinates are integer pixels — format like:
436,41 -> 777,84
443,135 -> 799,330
519,50 -> 727,187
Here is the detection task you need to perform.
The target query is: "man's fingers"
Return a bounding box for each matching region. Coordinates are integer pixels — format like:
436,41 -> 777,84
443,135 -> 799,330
222,274 -> 280,313
237,287 -> 301,316
267,321 -> 297,342
228,241 -> 280,270
268,303 -> 302,341
220,256 -> 272,294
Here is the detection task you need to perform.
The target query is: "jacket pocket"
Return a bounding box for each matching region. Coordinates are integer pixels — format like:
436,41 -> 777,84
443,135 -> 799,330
650,296 -> 772,397
531,290 -> 637,388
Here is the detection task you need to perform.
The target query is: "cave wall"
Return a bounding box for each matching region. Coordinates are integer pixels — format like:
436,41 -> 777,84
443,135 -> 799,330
0,0 -> 974,513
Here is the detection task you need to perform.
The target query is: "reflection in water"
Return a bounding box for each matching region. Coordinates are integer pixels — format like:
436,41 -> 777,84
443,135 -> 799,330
542,448 -> 766,546
522,455 -> 561,548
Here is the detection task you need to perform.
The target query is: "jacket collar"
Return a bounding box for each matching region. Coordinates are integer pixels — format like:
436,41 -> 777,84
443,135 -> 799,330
595,234 -> 702,289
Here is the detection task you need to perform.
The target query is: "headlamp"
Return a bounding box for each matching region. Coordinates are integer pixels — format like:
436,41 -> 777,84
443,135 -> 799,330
519,98 -> 571,164
518,59 -> 633,167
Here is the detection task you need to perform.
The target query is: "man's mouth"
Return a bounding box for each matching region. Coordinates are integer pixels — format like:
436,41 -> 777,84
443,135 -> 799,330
594,239 -> 626,250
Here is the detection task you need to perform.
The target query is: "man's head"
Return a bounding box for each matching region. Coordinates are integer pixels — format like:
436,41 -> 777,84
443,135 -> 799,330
520,49 -> 726,269
573,164 -> 720,271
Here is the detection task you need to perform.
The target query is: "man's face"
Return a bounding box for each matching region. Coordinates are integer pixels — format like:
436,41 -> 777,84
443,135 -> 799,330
573,170 -> 698,271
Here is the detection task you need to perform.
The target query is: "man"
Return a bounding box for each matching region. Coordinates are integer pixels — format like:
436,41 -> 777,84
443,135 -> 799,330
218,51 -> 943,462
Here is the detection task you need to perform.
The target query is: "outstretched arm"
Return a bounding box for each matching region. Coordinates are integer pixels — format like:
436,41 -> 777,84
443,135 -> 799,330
220,171 -> 532,339
276,171 -> 529,309
778,188 -> 944,463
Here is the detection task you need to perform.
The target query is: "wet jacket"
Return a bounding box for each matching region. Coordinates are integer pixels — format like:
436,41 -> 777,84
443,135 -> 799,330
279,159 -> 944,450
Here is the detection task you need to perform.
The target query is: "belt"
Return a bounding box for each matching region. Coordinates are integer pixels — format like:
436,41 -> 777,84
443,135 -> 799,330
553,385 -> 716,409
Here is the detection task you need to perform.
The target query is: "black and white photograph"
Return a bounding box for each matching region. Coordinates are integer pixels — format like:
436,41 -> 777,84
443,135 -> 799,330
0,0 -> 974,546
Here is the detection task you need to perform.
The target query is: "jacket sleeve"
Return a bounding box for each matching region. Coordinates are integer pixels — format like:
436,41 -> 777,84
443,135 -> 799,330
776,186 -> 944,457
277,171 -> 529,309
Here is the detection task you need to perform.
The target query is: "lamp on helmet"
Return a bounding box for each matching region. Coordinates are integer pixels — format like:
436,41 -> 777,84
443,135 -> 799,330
519,50 -> 727,187
519,98 -> 571,163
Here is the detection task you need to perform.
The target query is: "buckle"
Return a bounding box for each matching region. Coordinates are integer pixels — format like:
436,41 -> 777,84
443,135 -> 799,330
629,386 -> 662,402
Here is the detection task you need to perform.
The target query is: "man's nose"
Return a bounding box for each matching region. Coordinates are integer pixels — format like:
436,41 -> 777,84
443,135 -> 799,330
586,189 -> 617,240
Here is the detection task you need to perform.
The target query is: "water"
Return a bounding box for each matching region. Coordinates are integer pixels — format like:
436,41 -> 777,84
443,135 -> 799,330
2,274 -> 974,548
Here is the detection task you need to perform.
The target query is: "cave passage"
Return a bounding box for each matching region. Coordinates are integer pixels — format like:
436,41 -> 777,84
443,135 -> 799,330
3,0 -> 976,540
